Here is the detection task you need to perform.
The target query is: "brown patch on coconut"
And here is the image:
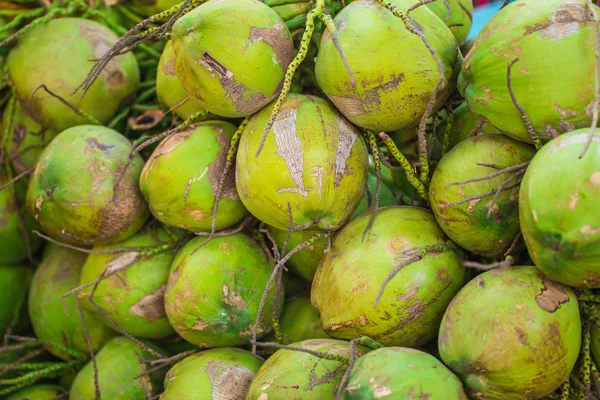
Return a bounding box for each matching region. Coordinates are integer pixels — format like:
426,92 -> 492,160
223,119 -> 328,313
249,27 -> 294,68
164,57 -> 176,76
130,285 -> 167,322
535,277 -> 569,312
525,4 -> 590,41
205,361 -> 255,399
78,22 -> 127,88
222,284 -> 247,310
328,94 -> 366,117
208,126 -> 239,200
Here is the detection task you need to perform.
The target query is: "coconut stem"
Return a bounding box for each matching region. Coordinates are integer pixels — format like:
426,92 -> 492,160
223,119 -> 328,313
256,0 -> 325,158
446,162 -> 529,187
464,256 -> 513,271
32,84 -> 102,126
252,231 -> 331,353
336,338 -> 359,400
504,231 -> 522,257
439,181 -> 521,208
507,59 -> 542,149
251,341 -> 350,364
0,96 -> 16,166
361,129 -> 382,242
378,132 -> 429,201
76,298 -> 100,400
500,0 -> 510,10
582,320 -> 593,391
0,168 -> 33,192
440,103 -> 454,155
580,0 -> 599,159
406,0 -> 438,14
560,379 -> 571,400
0,348 -> 44,377
486,169 -> 526,218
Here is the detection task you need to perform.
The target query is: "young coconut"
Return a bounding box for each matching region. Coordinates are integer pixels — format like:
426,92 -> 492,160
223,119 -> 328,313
69,336 -> 165,400
439,266 -> 581,399
78,224 -> 180,339
140,121 -> 247,233
161,347 -> 263,399
7,18 -> 140,132
0,100 -> 57,175
236,94 -> 368,231
429,135 -> 535,259
6,384 -> 66,400
458,0 -> 598,144
26,125 -> 149,246
0,265 -> 31,337
426,0 -> 473,45
265,227 -> 329,281
342,347 -> 468,399
311,206 -> 464,347
314,0 -> 461,132
0,172 -> 43,265
172,0 -> 294,117
520,129 -> 600,288
29,244 -> 117,360
247,338 -> 369,399
165,233 -> 283,347
438,102 -> 503,151
156,40 -> 209,121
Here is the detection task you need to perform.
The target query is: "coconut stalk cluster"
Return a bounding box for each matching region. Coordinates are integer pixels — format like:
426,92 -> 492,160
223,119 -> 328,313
0,0 -> 598,399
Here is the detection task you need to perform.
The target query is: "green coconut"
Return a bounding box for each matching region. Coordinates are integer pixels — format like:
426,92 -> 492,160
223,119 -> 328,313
26,125 -> 149,245
156,40 -> 208,120
29,244 -> 117,360
263,295 -> 329,346
266,227 -> 328,281
236,94 -> 368,231
172,0 -> 294,117
439,102 -> 503,151
343,347 -> 468,399
78,224 -> 179,339
162,347 -> 263,399
0,265 -> 31,337
69,336 -> 164,400
165,233 -> 283,347
520,129 -> 600,287
439,266 -> 581,399
7,384 -> 66,400
430,135 -> 535,258
131,0 -> 181,16
459,0 -> 597,144
1,100 -> 57,175
312,206 -> 464,347
315,0 -> 461,132
350,172 -> 397,220
426,0 -> 473,45
140,121 -> 246,232
0,172 -> 43,265
7,18 -> 139,132
247,339 -> 369,399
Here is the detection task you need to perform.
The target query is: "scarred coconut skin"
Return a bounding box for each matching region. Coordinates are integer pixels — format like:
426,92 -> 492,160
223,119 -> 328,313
430,135 -> 535,258
162,348 -> 263,400
439,266 -> 581,399
236,94 -> 368,231
7,18 -> 139,132
344,347 -> 468,399
172,0 -> 294,117
247,339 -> 369,400
459,0 -> 598,144
26,125 -> 149,246
315,0 -> 461,132
520,129 -> 600,288
312,206 -> 464,347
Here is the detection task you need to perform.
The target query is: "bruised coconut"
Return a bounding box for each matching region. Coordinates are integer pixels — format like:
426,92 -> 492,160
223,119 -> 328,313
311,206 -> 464,347
439,102 -> 503,151
7,18 -> 139,133
430,135 -> 535,258
315,0 -> 461,132
426,0 -> 473,45
162,348 -> 263,399
236,94 -> 368,231
7,384 -> 66,400
247,339 -> 369,399
0,265 -> 31,337
156,40 -> 210,121
343,347 -> 468,399
78,224 -> 179,339
140,121 -> 247,232
69,336 -> 164,400
26,125 -> 149,245
439,266 -> 581,399
459,0 -> 598,143
520,130 -> 600,288
1,100 -> 57,175
0,172 -> 43,265
29,244 -> 116,360
165,233 -> 283,347
172,0 -> 294,117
